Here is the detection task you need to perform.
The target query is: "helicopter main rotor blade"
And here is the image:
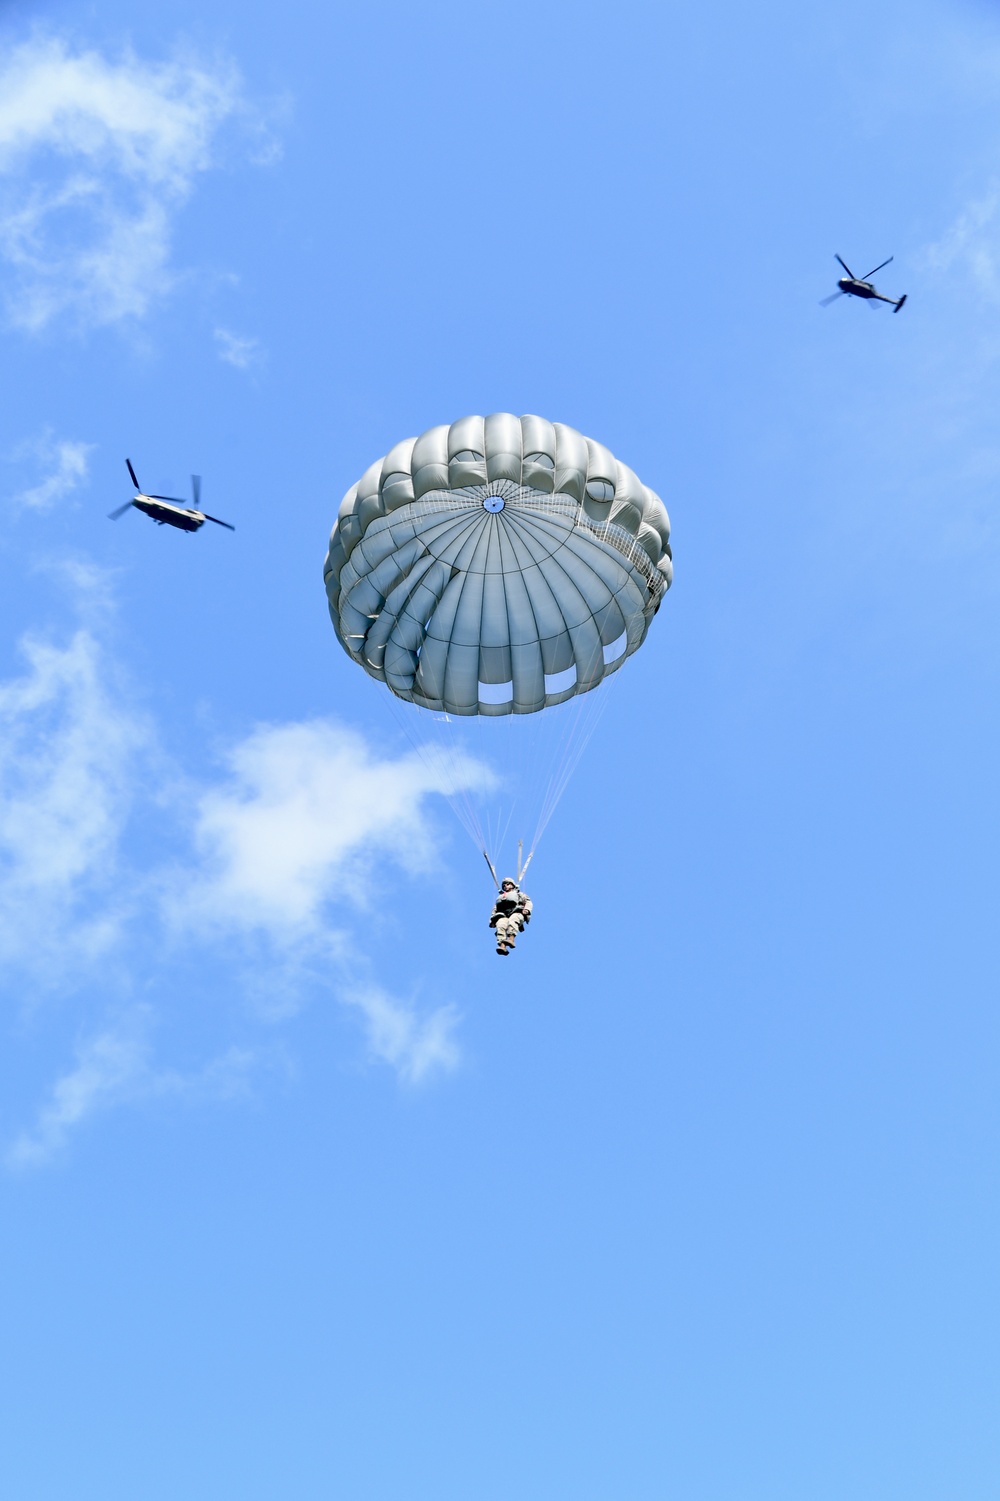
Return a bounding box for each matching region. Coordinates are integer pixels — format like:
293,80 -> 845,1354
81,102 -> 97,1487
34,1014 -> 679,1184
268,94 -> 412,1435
203,514 -> 235,531
862,255 -> 893,279
108,501 -> 135,521
820,291 -> 846,306
834,253 -> 855,278
126,458 -> 140,491
191,474 -> 201,508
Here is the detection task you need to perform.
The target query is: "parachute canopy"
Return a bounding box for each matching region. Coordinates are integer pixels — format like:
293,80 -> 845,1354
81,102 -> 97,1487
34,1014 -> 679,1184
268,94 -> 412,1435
324,413 -> 672,717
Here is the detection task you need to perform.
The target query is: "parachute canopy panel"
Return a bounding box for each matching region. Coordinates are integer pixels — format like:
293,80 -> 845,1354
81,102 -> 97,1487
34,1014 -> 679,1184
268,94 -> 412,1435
324,414 -> 672,717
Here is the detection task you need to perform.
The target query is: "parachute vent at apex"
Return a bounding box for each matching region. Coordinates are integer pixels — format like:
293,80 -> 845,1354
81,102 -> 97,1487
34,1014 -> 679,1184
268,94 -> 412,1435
323,413 -> 673,717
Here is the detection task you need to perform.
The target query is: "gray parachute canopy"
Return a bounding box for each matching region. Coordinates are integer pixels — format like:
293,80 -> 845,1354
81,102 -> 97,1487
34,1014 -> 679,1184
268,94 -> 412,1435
324,413 -> 672,717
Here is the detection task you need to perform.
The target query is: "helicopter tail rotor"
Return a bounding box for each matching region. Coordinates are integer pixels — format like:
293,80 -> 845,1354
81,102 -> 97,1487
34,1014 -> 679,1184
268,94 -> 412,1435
893,294 -> 907,314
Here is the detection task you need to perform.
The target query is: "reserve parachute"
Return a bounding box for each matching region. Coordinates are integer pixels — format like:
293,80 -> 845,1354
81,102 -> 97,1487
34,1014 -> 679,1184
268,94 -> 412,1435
324,413 -> 672,878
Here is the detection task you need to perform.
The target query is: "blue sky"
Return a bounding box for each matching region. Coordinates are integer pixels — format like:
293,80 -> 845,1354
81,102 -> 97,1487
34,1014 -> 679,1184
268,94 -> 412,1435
3,0 -> 1000,1496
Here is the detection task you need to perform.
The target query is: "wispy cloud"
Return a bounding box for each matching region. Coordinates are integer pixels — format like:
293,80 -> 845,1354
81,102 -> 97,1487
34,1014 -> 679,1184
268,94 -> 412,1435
214,327 -> 261,369
11,430 -> 94,509
0,35 -> 250,330
343,987 -> 461,1084
925,184 -> 1000,300
0,626 -> 149,986
7,1015 -> 152,1168
176,720 -> 486,940
6,1009 -> 270,1168
168,718 -> 486,1082
0,607 -> 490,1163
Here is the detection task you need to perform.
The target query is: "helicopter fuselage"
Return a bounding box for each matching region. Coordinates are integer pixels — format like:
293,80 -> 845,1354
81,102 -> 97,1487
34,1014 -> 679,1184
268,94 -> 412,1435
133,496 -> 206,532
836,276 -> 903,308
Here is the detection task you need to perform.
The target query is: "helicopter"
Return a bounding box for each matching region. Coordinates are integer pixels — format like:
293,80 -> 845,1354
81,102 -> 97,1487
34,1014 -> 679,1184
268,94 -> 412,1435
108,459 -> 235,532
821,254 -> 907,312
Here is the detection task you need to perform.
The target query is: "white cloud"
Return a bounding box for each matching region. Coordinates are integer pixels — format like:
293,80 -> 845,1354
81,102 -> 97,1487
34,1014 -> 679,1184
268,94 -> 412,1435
7,1015 -> 151,1167
168,718 -> 488,1084
343,987 -> 461,1083
925,185 -> 1000,300
6,1010 -> 269,1168
214,327 -> 261,369
0,615 -> 492,1163
0,35 -> 245,330
0,626 -> 149,984
176,719 -> 489,941
11,430 -> 94,509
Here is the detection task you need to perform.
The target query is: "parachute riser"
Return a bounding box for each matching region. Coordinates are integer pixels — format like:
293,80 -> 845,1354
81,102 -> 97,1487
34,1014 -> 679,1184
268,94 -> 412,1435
517,843 -> 535,884
483,851 -> 500,889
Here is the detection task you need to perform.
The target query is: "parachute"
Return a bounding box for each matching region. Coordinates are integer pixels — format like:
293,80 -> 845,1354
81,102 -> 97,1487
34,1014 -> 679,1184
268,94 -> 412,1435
324,413 -> 672,878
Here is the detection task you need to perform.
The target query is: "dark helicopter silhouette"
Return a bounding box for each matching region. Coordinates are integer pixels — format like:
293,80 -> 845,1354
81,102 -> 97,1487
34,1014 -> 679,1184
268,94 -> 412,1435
821,255 -> 907,313
108,459 -> 235,532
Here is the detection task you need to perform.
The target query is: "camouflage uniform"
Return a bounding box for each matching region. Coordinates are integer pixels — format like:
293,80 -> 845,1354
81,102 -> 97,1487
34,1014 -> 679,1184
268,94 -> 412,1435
490,881 -> 533,954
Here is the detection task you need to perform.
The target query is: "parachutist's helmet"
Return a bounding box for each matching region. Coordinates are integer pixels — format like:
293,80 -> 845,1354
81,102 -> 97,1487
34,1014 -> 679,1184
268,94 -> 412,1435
501,878 -> 517,890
